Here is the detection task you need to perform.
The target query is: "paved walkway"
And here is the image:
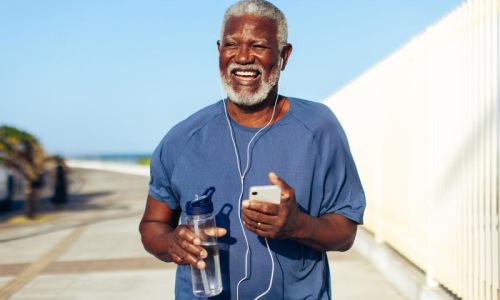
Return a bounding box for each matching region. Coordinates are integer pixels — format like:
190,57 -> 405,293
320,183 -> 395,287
0,168 -> 405,300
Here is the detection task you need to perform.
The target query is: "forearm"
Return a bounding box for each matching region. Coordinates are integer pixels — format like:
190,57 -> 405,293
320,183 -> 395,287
291,212 -> 357,252
139,220 -> 176,263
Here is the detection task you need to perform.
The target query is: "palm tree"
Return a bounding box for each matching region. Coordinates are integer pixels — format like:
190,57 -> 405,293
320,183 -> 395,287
0,125 -> 48,219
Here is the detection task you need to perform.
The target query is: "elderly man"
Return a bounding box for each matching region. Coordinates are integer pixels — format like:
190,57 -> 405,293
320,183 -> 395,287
139,0 -> 365,299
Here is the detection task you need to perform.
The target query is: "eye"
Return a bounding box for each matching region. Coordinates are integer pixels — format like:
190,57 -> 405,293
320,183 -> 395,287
252,44 -> 267,50
224,42 -> 238,49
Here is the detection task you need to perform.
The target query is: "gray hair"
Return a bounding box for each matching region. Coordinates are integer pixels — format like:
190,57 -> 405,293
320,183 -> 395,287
220,0 -> 288,50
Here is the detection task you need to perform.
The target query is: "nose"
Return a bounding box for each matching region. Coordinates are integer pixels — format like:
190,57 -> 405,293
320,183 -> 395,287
235,45 -> 253,64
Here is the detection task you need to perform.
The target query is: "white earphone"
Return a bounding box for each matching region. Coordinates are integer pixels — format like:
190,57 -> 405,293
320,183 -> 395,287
220,83 -> 279,300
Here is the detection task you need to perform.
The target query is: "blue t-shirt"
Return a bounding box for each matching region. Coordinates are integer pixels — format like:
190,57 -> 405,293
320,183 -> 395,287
149,97 -> 365,299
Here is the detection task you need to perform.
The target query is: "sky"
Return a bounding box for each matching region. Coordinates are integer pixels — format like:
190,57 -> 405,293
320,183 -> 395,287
1,0 -> 464,157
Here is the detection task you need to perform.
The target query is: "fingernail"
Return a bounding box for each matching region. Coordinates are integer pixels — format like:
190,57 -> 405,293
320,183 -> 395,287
242,200 -> 249,207
200,250 -> 207,258
197,261 -> 206,269
269,172 -> 278,179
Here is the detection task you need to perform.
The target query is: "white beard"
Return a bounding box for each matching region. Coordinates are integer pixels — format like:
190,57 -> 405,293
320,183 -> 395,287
221,63 -> 281,106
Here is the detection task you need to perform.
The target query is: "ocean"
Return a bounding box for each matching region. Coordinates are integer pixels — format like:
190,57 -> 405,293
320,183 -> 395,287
68,153 -> 152,165
66,153 -> 151,177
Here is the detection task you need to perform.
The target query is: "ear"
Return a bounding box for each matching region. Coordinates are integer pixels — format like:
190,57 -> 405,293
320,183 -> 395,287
280,43 -> 293,71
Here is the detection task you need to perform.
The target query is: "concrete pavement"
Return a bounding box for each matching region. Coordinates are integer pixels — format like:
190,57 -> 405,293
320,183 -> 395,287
0,168 -> 407,300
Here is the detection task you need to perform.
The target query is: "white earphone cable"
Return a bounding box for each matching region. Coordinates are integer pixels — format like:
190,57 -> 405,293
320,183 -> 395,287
254,236 -> 275,300
222,88 -> 279,300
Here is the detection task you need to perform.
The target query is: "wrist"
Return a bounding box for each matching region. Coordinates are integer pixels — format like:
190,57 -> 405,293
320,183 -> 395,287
290,211 -> 309,240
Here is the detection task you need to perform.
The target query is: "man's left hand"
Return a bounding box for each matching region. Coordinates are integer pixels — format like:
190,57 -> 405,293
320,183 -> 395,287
241,172 -> 302,239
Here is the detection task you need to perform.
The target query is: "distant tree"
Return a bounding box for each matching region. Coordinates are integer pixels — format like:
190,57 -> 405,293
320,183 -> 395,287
0,125 -> 49,219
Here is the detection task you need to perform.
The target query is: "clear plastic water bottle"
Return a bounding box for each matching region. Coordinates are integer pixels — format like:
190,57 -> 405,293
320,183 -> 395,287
185,187 -> 222,297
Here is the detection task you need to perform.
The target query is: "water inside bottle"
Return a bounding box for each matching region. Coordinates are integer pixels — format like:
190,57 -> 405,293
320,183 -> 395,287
191,242 -> 222,297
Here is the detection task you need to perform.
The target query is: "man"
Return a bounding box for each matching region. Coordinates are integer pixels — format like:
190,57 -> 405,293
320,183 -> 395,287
139,1 -> 366,299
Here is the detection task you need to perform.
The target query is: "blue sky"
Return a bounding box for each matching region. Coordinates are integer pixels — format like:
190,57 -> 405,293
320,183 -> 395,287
1,0 -> 463,156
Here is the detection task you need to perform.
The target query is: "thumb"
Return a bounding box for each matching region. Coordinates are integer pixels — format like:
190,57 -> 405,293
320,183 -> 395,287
268,171 -> 280,185
268,171 -> 289,191
204,227 -> 227,237
269,172 -> 293,201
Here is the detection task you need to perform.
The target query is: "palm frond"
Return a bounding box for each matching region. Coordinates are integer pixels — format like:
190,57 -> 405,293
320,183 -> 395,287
0,125 -> 47,182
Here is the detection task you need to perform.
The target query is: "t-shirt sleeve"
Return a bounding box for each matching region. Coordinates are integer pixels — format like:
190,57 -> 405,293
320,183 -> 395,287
318,114 -> 366,224
148,137 -> 181,211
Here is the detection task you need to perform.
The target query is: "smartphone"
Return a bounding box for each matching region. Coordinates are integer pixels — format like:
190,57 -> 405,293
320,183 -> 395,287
249,185 -> 281,204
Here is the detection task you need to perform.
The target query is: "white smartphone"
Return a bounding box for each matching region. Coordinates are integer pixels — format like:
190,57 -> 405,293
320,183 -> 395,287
249,185 -> 281,204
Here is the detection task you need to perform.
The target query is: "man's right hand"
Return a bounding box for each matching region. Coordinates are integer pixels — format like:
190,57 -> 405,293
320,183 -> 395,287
167,225 -> 227,269
139,195 -> 227,270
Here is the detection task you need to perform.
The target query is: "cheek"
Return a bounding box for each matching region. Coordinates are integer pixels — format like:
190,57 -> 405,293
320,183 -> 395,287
219,51 -> 232,64
262,57 -> 280,75
262,65 -> 278,79
218,63 -> 228,78
219,56 -> 231,73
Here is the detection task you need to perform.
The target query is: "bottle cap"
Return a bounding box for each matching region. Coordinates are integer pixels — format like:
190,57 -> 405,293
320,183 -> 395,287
185,187 -> 215,216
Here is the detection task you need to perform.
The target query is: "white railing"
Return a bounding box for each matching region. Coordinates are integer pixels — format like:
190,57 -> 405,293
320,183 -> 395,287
324,0 -> 499,299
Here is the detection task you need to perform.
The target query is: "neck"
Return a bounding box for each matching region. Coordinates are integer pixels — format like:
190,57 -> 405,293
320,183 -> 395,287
226,92 -> 285,128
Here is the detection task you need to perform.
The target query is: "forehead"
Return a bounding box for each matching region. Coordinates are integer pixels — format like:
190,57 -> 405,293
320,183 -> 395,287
222,14 -> 278,43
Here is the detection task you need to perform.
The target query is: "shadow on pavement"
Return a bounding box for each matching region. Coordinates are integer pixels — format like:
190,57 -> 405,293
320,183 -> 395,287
0,190 -> 115,222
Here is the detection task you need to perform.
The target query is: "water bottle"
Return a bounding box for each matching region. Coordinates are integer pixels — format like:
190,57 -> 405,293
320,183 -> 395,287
185,187 -> 222,297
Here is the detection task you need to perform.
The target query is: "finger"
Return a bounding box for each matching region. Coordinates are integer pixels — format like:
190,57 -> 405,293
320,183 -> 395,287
204,227 -> 227,237
256,221 -> 263,230
243,207 -> 276,229
268,172 -> 288,193
174,228 -> 206,258
252,221 -> 273,237
177,238 -> 203,256
171,253 -> 184,264
268,171 -> 282,185
181,255 -> 206,270
246,221 -> 262,233
242,200 -> 279,215
241,215 -> 258,231
177,226 -> 201,245
242,212 -> 269,231
175,245 -> 207,268
268,172 -> 292,200
241,214 -> 252,228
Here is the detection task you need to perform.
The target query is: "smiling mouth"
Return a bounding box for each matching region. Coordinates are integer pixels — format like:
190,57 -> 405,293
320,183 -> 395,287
232,69 -> 260,78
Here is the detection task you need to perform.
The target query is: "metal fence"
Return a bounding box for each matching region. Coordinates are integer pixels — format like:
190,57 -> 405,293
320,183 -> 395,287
324,0 -> 499,299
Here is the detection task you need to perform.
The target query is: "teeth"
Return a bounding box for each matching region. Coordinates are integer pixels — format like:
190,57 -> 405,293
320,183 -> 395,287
235,70 -> 258,76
